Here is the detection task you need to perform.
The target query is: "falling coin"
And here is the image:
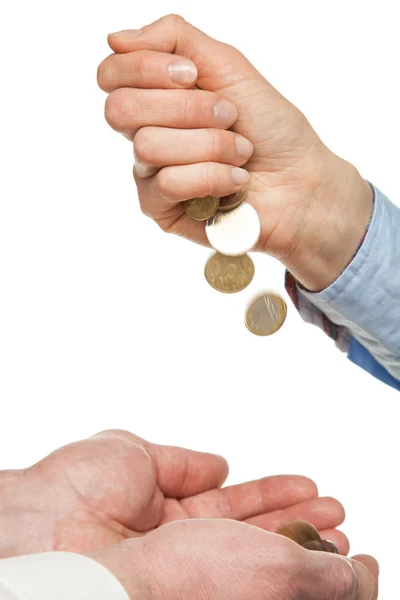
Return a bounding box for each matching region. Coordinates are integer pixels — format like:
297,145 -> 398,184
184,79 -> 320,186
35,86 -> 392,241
205,202 -> 261,256
204,252 -> 255,294
245,292 -> 287,336
183,196 -> 220,221
218,184 -> 248,212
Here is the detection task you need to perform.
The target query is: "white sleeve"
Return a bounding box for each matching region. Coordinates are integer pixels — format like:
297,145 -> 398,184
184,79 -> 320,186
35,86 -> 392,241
0,552 -> 129,600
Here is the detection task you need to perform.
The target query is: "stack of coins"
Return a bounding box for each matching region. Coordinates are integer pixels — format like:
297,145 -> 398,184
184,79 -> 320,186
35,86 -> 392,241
182,188 -> 287,336
276,520 -> 339,554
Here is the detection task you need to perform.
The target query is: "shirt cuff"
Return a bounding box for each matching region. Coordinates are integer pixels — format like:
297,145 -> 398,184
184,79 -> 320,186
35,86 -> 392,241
286,182 -> 400,381
297,183 -> 400,354
0,552 -> 130,600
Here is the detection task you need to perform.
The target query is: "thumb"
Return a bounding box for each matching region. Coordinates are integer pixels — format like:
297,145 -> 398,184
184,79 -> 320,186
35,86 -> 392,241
145,442 -> 229,498
302,551 -> 377,600
107,14 -> 268,93
351,555 -> 379,600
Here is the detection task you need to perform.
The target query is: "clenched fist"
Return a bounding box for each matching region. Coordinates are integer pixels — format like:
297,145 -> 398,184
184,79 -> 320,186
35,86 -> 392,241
98,14 -> 373,291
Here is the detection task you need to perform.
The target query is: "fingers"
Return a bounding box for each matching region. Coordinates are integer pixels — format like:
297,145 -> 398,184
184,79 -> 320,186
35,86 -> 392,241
145,161 -> 249,200
179,475 -> 318,520
133,127 -> 253,231
107,14 -> 227,56
98,50 -> 198,92
134,160 -> 249,238
247,496 -> 345,534
319,529 -> 350,556
106,14 -> 264,91
299,550 -> 376,600
145,443 -> 229,498
133,127 -> 254,172
352,555 -> 379,600
105,88 -> 237,139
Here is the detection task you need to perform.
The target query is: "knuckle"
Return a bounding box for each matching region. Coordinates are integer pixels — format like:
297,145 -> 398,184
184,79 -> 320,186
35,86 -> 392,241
163,13 -> 186,28
156,168 -> 174,197
204,163 -> 222,195
180,92 -> 197,125
135,53 -> 148,88
208,129 -> 224,161
97,55 -> 115,91
104,89 -> 129,130
133,128 -> 155,163
221,41 -> 242,58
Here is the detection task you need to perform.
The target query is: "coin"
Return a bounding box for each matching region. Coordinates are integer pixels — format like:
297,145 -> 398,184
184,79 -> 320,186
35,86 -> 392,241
183,196 -> 220,221
320,540 -> 339,554
205,202 -> 261,256
302,540 -> 326,552
245,293 -> 287,336
276,521 -> 322,547
204,252 -> 255,294
218,184 -> 248,212
277,522 -> 340,554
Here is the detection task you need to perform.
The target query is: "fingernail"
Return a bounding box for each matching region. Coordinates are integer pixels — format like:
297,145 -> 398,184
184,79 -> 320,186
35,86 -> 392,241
168,60 -> 198,85
109,29 -> 143,38
213,99 -> 237,126
232,167 -> 250,185
235,136 -> 253,158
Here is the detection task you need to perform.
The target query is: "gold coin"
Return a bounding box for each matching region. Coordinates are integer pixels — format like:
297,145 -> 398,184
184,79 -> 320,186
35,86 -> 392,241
245,293 -> 287,336
276,521 -> 322,547
320,540 -> 339,554
204,252 -> 255,294
218,184 -> 248,212
302,540 -> 326,552
183,196 -> 219,221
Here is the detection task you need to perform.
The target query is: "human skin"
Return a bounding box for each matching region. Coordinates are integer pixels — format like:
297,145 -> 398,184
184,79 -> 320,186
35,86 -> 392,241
90,520 -> 378,600
0,431 -> 377,598
97,14 -> 373,292
0,429 -> 347,556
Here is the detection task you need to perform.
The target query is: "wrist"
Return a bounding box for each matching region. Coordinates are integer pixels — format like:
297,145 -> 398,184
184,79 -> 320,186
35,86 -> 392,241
283,152 -> 373,291
88,539 -> 152,600
0,470 -> 24,557
0,469 -> 51,557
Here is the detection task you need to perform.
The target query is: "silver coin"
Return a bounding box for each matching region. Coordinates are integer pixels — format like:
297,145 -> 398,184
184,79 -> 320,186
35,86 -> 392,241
245,293 -> 287,336
205,202 -> 261,256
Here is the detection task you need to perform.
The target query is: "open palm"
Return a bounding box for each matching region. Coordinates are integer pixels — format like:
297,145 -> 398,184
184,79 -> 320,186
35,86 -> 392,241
1,430 -> 348,557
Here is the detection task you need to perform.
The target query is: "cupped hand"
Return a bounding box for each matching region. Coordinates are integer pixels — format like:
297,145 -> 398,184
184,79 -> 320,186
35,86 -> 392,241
0,430 -> 347,556
91,519 -> 379,600
98,15 -> 373,291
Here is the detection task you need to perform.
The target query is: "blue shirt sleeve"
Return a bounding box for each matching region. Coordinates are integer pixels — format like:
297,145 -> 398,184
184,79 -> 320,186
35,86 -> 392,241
348,337 -> 400,390
286,183 -> 400,390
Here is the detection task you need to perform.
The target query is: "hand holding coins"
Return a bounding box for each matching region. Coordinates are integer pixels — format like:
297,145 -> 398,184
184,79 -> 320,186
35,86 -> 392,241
276,520 -> 339,554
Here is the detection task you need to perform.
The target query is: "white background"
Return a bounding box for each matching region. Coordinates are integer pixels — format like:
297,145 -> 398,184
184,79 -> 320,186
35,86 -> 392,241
0,0 -> 398,596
